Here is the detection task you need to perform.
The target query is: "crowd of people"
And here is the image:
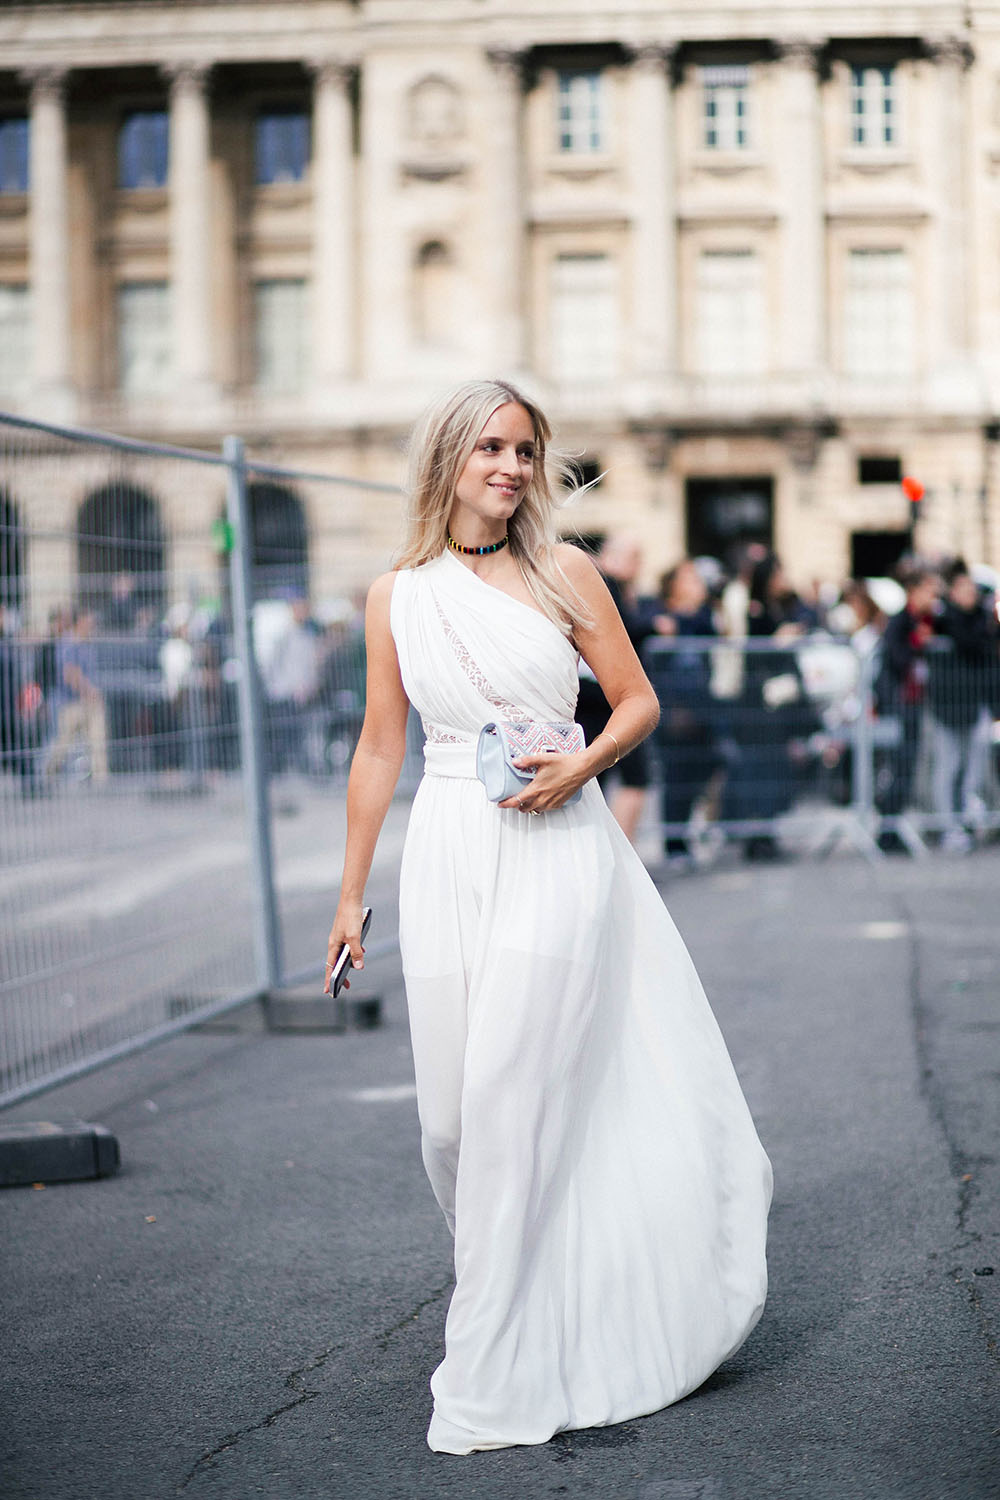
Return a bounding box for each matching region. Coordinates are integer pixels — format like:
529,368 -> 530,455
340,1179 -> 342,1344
585,536 -> 1000,862
0,573 -> 367,796
1,548 -> 998,861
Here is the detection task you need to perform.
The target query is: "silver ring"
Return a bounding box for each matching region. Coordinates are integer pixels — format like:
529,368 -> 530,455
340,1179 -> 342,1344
530,809 -> 541,817
517,799 -> 524,809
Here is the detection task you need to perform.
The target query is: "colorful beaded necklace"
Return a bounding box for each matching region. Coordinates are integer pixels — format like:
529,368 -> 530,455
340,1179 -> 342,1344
447,533 -> 509,557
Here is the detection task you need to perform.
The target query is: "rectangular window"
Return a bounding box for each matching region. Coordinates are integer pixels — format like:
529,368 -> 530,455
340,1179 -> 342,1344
858,455 -> 902,485
255,111 -> 310,185
694,249 -> 766,376
844,249 -> 913,376
254,279 -> 308,392
850,65 -> 897,148
117,282 -> 171,395
701,65 -> 750,151
556,71 -> 605,154
0,118 -> 29,194
118,111 -> 169,189
0,285 -> 31,395
550,253 -> 619,381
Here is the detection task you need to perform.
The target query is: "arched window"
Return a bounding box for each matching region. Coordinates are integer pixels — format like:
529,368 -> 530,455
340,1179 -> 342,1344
0,490 -> 25,612
413,240 -> 455,348
247,481 -> 309,601
77,483 -> 166,624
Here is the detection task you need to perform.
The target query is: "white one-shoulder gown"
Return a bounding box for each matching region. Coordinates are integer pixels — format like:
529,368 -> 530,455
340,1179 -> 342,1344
390,551 -> 772,1455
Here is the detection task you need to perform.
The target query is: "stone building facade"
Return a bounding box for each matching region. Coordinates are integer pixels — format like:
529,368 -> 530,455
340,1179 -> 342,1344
2,0 -> 1000,613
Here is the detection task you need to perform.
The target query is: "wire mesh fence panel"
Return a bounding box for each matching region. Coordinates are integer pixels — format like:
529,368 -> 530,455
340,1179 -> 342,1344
0,416 -> 262,1103
234,455 -> 420,990
0,415 -> 409,1105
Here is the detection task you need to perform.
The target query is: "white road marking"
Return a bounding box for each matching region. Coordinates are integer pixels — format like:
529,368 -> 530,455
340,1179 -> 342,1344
347,1084 -> 417,1104
861,921 -> 909,940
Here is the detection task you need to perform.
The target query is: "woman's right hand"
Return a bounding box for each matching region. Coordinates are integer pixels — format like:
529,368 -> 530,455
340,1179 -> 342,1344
325,899 -> 366,995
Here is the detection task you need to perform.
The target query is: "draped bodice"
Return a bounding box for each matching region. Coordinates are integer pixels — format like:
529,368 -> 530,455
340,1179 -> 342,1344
390,552 -> 580,775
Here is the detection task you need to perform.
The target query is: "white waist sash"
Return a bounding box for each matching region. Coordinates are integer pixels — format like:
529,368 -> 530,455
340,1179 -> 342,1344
423,740 -> 479,780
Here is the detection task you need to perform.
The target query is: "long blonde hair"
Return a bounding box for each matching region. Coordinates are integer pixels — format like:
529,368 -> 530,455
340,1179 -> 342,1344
395,378 -> 591,635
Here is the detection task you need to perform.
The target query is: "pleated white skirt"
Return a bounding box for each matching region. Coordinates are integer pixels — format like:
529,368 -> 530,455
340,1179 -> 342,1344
398,771 -> 772,1455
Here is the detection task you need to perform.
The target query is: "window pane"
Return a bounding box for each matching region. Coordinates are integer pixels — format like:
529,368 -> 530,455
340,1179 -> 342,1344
701,66 -> 750,151
0,118 -> 29,194
556,71 -> 604,154
550,254 -> 618,380
255,112 -> 310,185
844,249 -> 913,375
0,285 -> 32,394
694,250 -> 766,376
118,112 -> 169,189
849,65 -> 897,148
254,279 -> 308,392
117,282 -> 171,394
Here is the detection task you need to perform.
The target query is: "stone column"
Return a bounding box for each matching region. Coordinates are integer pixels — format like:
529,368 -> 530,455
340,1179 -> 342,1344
27,68 -> 74,417
629,45 -> 678,380
311,59 -> 356,387
775,41 -> 825,381
167,62 -> 215,401
927,35 -> 973,372
485,48 -> 527,373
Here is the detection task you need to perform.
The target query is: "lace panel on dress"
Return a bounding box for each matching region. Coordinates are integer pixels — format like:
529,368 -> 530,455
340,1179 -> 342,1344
432,592 -> 524,719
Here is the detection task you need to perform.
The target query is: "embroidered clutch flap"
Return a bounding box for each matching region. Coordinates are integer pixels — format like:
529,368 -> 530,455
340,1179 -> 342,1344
475,720 -> 585,805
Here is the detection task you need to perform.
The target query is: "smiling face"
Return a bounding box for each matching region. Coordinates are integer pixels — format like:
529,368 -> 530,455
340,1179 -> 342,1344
450,402 -> 537,540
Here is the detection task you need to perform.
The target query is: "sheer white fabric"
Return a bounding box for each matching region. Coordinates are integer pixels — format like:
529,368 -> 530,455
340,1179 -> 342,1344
390,551 -> 772,1455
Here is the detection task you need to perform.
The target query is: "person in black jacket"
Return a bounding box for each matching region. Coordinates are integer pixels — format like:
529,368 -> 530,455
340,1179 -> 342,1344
719,554 -> 821,860
873,567 -> 940,851
926,561 -> 999,851
575,535 -> 655,843
643,559 -> 720,866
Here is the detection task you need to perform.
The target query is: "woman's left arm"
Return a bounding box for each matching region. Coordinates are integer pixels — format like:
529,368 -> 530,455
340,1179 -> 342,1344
504,544 -> 660,810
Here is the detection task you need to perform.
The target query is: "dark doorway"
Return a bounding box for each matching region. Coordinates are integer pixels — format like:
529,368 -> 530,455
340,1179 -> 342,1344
77,483 -> 166,622
685,476 -> 774,566
850,530 -> 909,579
0,491 -> 25,613
247,481 -> 309,600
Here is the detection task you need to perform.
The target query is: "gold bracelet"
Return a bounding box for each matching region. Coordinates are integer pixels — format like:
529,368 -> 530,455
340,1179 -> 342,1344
598,729 -> 621,765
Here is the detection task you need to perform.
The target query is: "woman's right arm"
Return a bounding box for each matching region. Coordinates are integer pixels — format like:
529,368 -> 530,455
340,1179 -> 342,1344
325,571 -> 410,992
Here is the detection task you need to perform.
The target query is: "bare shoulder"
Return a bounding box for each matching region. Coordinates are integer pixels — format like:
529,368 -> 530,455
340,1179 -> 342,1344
366,570 -> 398,614
553,542 -> 605,592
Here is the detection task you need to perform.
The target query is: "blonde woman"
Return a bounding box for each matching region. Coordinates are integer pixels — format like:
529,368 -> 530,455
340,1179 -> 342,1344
326,379 -> 772,1456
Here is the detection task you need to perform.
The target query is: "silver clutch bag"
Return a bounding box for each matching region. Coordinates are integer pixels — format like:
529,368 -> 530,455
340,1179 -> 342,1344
475,720 -> 585,805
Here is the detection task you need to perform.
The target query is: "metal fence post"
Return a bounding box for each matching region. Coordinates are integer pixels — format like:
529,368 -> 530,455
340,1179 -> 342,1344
851,647 -> 878,852
224,434 -> 282,994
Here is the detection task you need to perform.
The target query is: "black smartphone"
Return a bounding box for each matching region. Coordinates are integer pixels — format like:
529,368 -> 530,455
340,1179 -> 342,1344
329,907 -> 372,998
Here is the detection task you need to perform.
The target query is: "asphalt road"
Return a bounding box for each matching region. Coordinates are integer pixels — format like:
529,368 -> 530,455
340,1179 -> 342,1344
1,846 -> 997,1500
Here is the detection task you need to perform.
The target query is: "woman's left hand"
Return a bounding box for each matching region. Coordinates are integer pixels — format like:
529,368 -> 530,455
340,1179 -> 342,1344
498,753 -> 586,814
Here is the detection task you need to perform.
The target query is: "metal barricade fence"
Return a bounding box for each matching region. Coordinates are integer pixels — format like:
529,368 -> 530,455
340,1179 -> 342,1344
640,632 -> 1000,861
0,411 -> 413,1108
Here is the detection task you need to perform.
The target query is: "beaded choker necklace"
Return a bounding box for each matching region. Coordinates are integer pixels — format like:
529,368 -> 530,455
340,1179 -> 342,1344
447,533 -> 509,557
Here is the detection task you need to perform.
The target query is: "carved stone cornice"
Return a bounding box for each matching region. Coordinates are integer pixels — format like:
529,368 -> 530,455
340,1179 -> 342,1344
924,34 -> 974,70
485,46 -> 529,88
22,67 -> 69,106
162,60 -> 213,96
627,43 -> 678,72
775,38 -> 824,70
308,58 -> 357,92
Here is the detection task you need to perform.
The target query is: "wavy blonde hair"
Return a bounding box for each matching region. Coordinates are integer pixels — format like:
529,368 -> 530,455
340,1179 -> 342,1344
395,379 -> 591,635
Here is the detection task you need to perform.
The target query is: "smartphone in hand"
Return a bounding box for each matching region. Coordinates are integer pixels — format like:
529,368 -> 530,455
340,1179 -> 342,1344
329,907 -> 372,998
